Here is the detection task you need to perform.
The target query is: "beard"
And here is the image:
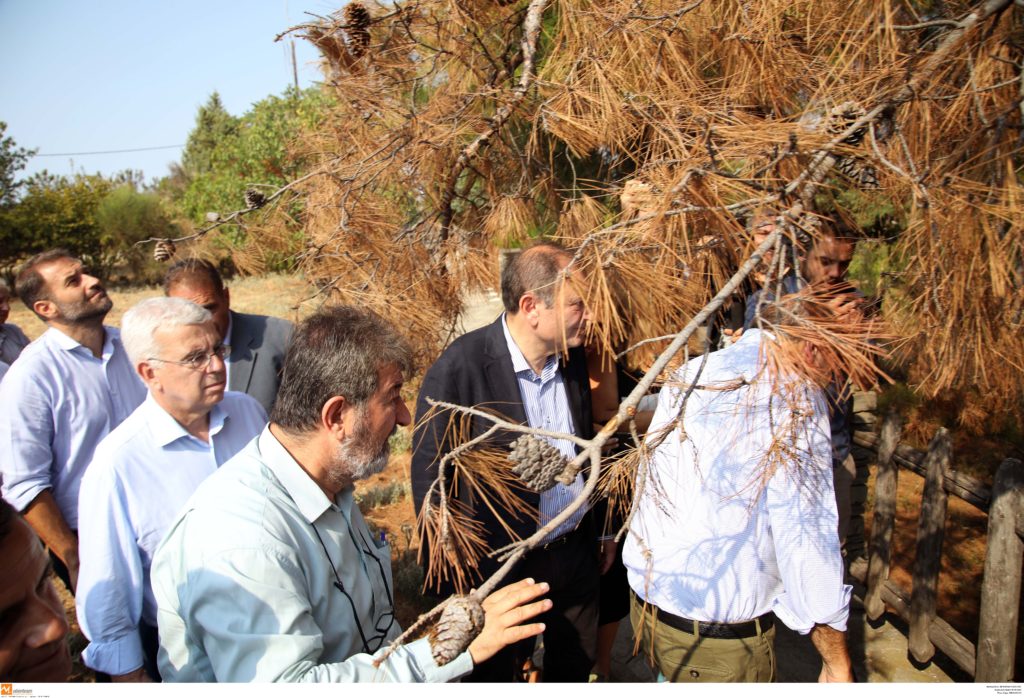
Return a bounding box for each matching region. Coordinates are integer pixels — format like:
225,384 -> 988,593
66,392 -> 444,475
55,293 -> 112,323
326,408 -> 393,488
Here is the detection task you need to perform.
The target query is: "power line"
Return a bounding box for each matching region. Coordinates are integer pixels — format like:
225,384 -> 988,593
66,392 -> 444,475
33,144 -> 185,157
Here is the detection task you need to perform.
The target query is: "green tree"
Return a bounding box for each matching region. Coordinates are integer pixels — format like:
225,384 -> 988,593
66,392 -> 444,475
4,172 -> 114,266
94,185 -> 180,282
0,123 -> 37,270
0,122 -> 36,206
179,87 -> 332,225
181,92 -> 239,179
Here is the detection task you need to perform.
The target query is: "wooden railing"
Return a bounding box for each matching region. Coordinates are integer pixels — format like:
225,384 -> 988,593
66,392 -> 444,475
852,411 -> 1024,682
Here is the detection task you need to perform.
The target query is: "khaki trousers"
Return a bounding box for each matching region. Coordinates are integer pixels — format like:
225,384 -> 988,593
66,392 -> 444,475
629,594 -> 776,682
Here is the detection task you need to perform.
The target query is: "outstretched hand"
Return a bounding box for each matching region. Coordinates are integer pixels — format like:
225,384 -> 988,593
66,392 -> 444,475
467,578 -> 551,665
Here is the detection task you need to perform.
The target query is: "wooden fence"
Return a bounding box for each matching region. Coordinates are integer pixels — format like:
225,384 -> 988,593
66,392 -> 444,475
852,411 -> 1024,682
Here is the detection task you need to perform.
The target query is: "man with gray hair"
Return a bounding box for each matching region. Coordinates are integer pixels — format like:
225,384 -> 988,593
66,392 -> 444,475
76,297 -> 267,682
152,306 -> 550,682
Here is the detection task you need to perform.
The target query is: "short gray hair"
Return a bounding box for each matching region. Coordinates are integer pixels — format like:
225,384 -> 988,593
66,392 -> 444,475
121,297 -> 212,366
271,306 -> 413,433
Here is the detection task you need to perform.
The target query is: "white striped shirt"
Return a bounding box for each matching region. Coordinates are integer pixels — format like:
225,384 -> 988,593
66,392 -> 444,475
501,316 -> 587,542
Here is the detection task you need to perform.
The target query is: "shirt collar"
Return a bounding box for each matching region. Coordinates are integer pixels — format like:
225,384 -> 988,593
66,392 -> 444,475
501,314 -> 558,382
143,393 -> 228,448
257,426 -> 342,524
46,325 -> 120,361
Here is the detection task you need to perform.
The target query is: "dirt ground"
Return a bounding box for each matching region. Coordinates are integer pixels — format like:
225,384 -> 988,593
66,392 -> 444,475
864,466 -> 1024,680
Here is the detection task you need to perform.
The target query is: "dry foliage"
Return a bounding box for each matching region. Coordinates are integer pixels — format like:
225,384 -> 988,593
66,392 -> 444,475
222,0 -> 1024,653
257,0 -> 1022,425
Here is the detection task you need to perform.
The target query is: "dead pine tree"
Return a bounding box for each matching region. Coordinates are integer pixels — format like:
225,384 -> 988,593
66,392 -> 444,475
143,0 -> 1024,663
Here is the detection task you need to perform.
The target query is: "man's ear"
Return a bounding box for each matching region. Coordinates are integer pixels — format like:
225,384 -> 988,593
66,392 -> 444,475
321,395 -> 349,438
32,299 -> 58,322
136,360 -> 158,385
223,286 -> 231,309
519,292 -> 539,320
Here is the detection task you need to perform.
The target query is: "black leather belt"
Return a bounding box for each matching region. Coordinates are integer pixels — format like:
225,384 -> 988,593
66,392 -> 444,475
539,525 -> 585,551
633,591 -> 774,639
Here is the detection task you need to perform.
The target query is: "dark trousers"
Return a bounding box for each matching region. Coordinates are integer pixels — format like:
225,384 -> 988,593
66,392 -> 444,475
463,526 -> 600,682
140,621 -> 162,682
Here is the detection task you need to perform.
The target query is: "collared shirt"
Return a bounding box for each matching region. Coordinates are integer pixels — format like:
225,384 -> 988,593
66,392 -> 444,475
76,392 -> 268,676
151,427 -> 474,682
501,316 -> 586,543
0,322 -> 31,365
0,327 -> 146,526
623,329 -> 851,634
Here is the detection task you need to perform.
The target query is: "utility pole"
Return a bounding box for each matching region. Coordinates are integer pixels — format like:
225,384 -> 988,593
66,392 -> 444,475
291,41 -> 299,92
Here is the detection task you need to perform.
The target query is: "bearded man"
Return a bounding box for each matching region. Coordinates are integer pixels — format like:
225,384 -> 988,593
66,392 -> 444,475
0,249 -> 146,593
151,306 -> 551,682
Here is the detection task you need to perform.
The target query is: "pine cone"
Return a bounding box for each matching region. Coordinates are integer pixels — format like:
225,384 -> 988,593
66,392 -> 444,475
834,155 -> 879,189
508,435 -> 579,491
826,102 -> 867,145
430,595 -> 485,666
244,188 -> 267,209
345,3 -> 371,58
153,240 -> 176,262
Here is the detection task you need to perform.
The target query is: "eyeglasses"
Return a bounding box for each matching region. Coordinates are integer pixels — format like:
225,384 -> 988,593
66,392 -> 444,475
312,522 -> 396,655
148,344 -> 230,371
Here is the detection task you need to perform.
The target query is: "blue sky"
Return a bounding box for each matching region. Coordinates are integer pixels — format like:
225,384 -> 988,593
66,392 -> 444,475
0,0 -> 334,184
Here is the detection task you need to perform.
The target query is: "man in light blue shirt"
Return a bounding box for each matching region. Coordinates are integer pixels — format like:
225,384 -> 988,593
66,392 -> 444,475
152,306 -> 550,682
76,297 -> 268,682
0,249 -> 146,593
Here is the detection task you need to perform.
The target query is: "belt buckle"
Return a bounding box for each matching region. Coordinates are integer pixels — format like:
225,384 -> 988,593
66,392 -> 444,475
542,532 -> 568,550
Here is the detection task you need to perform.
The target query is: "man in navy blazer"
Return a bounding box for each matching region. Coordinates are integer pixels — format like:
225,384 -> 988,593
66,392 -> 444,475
411,242 -> 603,682
163,260 -> 293,413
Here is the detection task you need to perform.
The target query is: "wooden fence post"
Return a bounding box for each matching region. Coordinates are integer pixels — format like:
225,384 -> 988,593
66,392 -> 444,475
866,410 -> 902,621
908,428 -> 952,664
976,458 -> 1024,682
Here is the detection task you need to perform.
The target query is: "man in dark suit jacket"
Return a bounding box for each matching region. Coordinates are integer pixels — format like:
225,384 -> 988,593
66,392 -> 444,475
163,260 -> 293,413
411,242 -> 605,682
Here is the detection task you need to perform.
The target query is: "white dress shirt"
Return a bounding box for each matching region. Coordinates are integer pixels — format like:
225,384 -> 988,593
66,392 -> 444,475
76,391 -> 268,675
0,327 -> 146,526
501,316 -> 587,542
151,427 -> 474,682
623,329 -> 851,634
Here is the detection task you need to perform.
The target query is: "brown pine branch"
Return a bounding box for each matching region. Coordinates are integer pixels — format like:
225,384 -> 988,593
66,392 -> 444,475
436,0 -> 550,246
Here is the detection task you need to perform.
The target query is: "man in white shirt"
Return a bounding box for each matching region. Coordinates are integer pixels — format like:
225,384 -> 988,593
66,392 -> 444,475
0,249 -> 146,593
152,306 -> 550,682
76,297 -> 268,682
623,321 -> 854,683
